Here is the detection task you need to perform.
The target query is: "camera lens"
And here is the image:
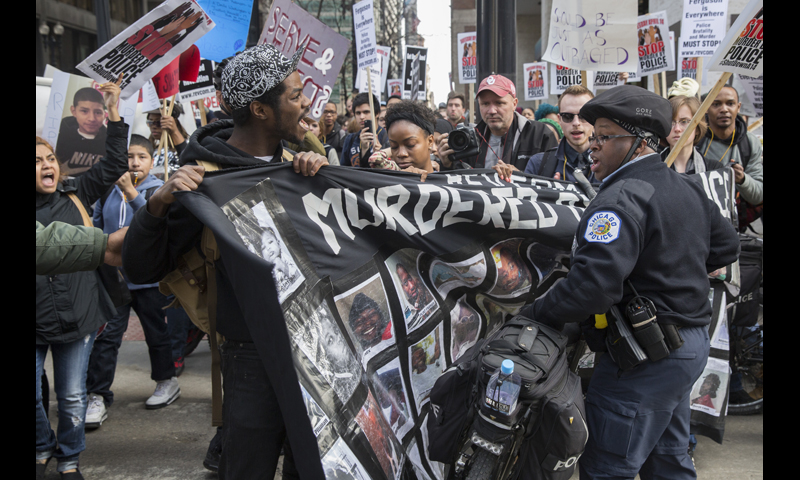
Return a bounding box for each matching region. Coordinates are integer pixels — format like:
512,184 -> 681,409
449,130 -> 468,151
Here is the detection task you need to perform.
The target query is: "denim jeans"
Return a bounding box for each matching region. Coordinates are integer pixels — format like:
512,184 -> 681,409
218,341 -> 298,480
36,331 -> 96,472
166,301 -> 191,362
86,287 -> 174,406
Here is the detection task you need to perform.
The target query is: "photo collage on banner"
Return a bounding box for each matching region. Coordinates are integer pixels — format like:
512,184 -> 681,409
208,163 -> 734,479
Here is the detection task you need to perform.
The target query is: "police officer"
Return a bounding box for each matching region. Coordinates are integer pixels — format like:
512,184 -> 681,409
520,85 -> 740,479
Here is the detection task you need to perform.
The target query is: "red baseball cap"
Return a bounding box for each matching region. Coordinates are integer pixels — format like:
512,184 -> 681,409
477,74 -> 516,99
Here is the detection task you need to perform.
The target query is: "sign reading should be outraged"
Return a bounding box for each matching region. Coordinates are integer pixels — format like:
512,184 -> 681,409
680,0 -> 729,57
259,0 -> 351,120
707,0 -> 763,76
175,162 -> 736,480
77,0 -> 215,99
402,46 -> 428,101
637,11 -> 675,76
523,62 -> 548,101
542,0 -> 638,72
457,32 -> 477,84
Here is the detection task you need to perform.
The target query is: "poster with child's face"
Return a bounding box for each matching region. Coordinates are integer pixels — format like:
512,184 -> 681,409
335,274 -> 396,367
386,249 -> 438,334
488,239 -> 533,298
408,323 -> 445,414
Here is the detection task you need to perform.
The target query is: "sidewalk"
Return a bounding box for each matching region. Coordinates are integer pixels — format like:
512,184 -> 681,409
42,324 -> 762,479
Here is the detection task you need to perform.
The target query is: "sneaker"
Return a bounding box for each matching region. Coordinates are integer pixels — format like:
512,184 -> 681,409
85,394 -> 108,429
60,469 -> 84,480
174,357 -> 185,377
36,458 -> 51,480
145,377 -> 181,409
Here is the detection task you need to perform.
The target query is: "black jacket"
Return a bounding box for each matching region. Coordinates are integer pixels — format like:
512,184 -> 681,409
36,120 -> 129,345
446,111 -> 558,171
123,120 -> 288,342
527,154 -> 740,329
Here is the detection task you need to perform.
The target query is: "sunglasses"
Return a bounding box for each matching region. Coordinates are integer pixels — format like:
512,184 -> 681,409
559,112 -> 588,123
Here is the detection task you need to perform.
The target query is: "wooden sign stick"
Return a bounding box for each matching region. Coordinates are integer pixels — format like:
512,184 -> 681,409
160,94 -> 177,181
747,117 -> 763,132
665,72 -> 732,167
366,67 -> 378,150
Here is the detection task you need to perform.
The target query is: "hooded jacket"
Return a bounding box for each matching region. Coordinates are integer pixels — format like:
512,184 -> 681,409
446,111 -> 558,171
123,120 -> 290,341
696,114 -> 763,205
36,120 -> 129,345
93,173 -> 163,290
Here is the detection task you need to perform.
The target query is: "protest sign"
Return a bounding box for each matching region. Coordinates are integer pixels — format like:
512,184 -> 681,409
77,0 -> 215,99
151,56 -> 181,99
680,0 -> 729,57
259,0 -> 351,119
457,32 -> 478,84
140,79 -> 162,113
377,45 -> 391,91
352,0 -> 379,70
637,11 -> 676,76
175,161 -> 735,480
593,71 -> 624,90
355,63 -> 382,95
523,62 -> 548,101
550,64 -> 592,95
193,0 -> 253,62
542,0 -> 638,72
179,58 -> 216,102
706,0 -> 763,77
402,46 -> 428,101
738,74 -> 763,118
678,39 -> 700,80
387,79 -> 402,98
41,70 -> 137,177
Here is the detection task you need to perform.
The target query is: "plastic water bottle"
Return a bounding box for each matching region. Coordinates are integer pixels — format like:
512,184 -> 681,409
484,359 -> 522,415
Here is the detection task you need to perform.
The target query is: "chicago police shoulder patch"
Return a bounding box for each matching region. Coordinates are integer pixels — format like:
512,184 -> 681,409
584,211 -> 621,244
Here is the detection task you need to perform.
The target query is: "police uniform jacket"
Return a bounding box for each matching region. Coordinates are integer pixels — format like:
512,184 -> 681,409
528,153 -> 740,330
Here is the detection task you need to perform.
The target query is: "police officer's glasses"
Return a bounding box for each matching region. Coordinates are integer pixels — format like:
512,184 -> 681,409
588,134 -> 639,146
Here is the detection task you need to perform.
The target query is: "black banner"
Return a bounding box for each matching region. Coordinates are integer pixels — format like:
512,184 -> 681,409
176,165 -> 735,479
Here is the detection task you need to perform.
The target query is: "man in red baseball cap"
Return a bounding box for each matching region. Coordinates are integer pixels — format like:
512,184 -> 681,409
436,73 -> 557,177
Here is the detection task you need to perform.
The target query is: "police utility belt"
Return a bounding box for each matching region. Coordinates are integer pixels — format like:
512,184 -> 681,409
604,281 -> 684,371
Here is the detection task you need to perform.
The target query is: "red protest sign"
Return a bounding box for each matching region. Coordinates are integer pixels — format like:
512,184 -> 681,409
179,45 -> 201,82
151,56 -> 181,99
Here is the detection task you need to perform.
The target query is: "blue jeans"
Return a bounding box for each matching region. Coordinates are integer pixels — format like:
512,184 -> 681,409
166,301 -> 191,362
36,331 -> 97,472
86,287 -> 174,406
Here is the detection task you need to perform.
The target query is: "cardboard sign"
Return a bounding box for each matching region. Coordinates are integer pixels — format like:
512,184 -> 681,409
41,69 -> 137,177
542,0 -> 638,72
179,58 -> 216,102
523,62 -> 548,101
193,0 -> 253,62
706,0 -> 763,77
402,46 -> 427,101
352,0 -> 379,69
377,45 -> 391,91
457,32 -> 478,84
77,0 -> 215,99
355,63 -> 382,95
259,0 -> 351,120
738,74 -> 763,117
550,64 -> 592,95
680,0 -> 729,57
637,11 -> 675,76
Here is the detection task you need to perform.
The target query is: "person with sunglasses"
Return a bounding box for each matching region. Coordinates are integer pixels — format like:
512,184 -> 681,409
523,85 -> 598,187
519,85 -> 740,480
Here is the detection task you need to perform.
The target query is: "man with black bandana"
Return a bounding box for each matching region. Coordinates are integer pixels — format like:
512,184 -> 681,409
436,74 -> 557,174
122,41 -> 328,479
519,85 -> 740,480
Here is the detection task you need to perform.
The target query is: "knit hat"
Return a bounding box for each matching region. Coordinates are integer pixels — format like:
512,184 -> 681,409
538,118 -> 564,139
534,103 -> 559,121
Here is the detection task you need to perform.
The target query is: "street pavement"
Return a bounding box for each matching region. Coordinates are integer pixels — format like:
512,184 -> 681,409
41,315 -> 763,480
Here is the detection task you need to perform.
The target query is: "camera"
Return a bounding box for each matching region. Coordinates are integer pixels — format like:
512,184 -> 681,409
448,123 -> 480,161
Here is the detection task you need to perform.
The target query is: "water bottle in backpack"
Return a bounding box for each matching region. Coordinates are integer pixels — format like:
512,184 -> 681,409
485,359 -> 521,415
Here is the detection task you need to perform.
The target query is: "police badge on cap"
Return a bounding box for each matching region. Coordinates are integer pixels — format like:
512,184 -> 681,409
221,41 -> 308,111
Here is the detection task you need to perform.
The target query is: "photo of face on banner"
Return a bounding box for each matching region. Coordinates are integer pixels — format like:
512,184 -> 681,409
355,391 -> 404,480
291,303 -> 361,405
690,357 -> 730,417
488,239 -> 533,298
321,437 -> 370,480
334,274 -> 396,367
231,202 -> 304,303
429,253 -> 487,299
370,358 -> 413,440
476,294 -> 525,337
386,249 -> 438,335
450,297 -> 481,362
408,323 -> 445,414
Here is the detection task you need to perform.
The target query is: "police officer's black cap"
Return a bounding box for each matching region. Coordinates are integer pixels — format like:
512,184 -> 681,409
579,85 -> 672,140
